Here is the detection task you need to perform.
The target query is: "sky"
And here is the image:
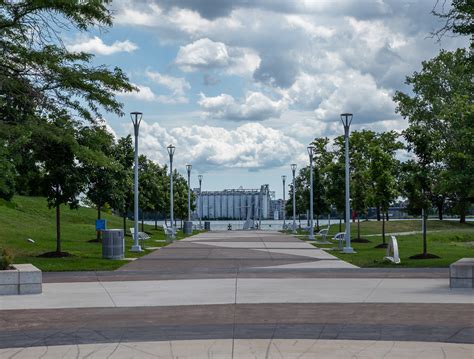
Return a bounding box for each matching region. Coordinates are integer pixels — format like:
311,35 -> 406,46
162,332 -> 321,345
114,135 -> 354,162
65,0 -> 467,199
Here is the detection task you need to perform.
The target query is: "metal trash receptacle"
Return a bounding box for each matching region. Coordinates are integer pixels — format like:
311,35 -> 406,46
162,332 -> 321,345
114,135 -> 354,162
183,221 -> 193,235
204,221 -> 211,230
102,229 -> 124,260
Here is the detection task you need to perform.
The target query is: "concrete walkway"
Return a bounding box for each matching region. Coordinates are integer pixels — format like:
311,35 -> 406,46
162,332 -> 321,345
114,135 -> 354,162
1,230 -> 473,358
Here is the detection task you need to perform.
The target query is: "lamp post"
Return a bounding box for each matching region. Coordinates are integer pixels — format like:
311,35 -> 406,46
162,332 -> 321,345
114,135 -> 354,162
281,175 -> 286,228
291,163 -> 297,233
186,164 -> 192,221
130,112 -> 143,252
307,145 -> 315,240
198,174 -> 203,229
341,113 -> 355,253
167,144 -> 176,239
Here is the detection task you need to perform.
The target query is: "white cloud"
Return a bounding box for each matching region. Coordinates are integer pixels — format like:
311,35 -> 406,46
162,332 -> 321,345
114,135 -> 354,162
67,36 -> 138,55
198,91 -> 286,122
175,38 -> 260,76
117,83 -> 156,102
146,71 -> 190,104
132,121 -> 304,170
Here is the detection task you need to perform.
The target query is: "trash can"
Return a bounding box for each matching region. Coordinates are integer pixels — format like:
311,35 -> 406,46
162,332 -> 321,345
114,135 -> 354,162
183,221 -> 193,235
102,229 -> 124,260
204,221 -> 211,231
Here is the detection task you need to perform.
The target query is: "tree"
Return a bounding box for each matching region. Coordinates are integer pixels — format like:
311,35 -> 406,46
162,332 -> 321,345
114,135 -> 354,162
350,130 -> 376,239
0,140 -> 15,201
310,137 -> 331,230
109,136 -> 134,236
0,1 -> 135,125
394,48 -> 473,223
37,118 -> 86,256
326,137 -> 346,232
82,125 -> 116,241
138,156 -> 161,231
368,145 -> 398,247
431,0 -> 473,40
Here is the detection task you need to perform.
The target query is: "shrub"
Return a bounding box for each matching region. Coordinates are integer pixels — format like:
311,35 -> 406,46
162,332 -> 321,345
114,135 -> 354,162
0,248 -> 14,270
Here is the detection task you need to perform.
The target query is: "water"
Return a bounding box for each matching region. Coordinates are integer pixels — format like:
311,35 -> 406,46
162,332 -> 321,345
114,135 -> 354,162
144,217 -> 471,231
145,219 -> 333,231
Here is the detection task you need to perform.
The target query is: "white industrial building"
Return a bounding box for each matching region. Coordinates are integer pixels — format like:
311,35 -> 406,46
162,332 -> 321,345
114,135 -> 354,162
193,185 -> 274,220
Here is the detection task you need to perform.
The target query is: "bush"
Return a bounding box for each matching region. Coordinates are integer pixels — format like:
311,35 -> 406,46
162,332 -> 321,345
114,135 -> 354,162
0,248 -> 14,270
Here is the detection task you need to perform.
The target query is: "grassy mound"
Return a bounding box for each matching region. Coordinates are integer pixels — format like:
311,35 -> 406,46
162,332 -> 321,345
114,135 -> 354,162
0,196 -> 195,271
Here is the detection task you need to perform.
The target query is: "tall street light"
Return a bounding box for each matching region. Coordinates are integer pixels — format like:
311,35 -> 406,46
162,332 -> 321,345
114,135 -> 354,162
281,175 -> 286,229
130,112 -> 143,252
307,145 -> 315,240
167,144 -> 176,239
198,174 -> 203,229
186,164 -> 192,221
341,113 -> 355,253
291,163 -> 297,234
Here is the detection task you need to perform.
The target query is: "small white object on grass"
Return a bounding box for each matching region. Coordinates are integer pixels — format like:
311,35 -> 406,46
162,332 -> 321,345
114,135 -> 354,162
27,238 -> 35,243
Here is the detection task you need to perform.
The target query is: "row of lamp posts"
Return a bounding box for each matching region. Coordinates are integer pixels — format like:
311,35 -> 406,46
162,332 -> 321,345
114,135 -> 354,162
283,113 -> 354,253
130,112 -> 200,252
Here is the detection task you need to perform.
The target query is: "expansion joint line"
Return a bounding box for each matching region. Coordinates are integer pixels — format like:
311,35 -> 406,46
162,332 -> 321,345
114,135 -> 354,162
231,265 -> 240,359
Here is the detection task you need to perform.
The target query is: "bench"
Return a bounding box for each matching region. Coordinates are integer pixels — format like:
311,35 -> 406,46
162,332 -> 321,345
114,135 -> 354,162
162,224 -> 176,239
129,228 -> 151,247
332,232 -> 345,250
315,228 -> 331,244
450,258 -> 474,288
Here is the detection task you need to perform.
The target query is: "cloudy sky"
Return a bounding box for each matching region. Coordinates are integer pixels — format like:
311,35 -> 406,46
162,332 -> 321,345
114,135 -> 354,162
67,0 -> 466,198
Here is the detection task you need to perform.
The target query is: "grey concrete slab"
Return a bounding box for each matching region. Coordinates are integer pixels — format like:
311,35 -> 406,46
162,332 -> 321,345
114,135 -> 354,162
1,277 -> 472,311
1,339 -> 472,358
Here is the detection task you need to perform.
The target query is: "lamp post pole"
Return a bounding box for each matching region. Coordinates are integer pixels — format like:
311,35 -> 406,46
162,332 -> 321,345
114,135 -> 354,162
341,113 -> 355,253
307,145 -> 315,240
167,144 -> 176,239
198,175 -> 203,229
130,112 -> 143,252
282,175 -> 286,229
291,164 -> 297,233
186,164 -> 192,221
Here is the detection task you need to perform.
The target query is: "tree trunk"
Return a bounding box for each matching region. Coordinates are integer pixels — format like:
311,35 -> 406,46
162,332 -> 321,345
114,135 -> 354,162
423,210 -> 427,256
382,212 -> 386,245
154,211 -> 158,230
437,203 -> 443,220
122,212 -> 127,235
376,206 -> 381,221
141,210 -> 144,232
316,215 -> 319,231
339,216 -> 342,232
357,216 -> 360,239
96,205 -> 101,242
56,204 -> 61,255
459,202 -> 466,223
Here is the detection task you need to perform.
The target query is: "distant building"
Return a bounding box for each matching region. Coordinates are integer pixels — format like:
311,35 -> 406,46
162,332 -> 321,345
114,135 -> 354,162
193,185 -> 274,220
271,199 -> 287,220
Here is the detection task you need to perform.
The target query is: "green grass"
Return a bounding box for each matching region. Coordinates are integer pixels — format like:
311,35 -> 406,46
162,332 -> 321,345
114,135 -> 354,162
313,229 -> 474,268
282,219 -> 474,267
283,219 -> 474,237
0,196 -> 201,271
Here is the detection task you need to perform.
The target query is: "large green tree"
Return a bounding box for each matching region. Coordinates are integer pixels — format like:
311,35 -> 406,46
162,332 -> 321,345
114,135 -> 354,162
0,0 -> 134,124
394,48 -> 473,223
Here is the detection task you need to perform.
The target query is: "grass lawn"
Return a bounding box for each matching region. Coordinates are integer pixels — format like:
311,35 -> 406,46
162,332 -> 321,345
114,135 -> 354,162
0,196 -> 201,271
314,230 -> 474,268
283,218 -> 473,237
282,219 -> 474,267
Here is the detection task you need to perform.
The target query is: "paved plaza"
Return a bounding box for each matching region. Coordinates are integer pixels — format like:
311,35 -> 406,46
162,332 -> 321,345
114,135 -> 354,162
1,231 -> 473,358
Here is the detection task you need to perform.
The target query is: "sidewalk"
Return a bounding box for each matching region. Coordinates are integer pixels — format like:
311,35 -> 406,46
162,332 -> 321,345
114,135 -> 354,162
1,230 -> 472,358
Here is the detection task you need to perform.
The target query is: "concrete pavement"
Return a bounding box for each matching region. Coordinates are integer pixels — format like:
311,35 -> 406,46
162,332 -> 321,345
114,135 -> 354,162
1,230 -> 473,358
